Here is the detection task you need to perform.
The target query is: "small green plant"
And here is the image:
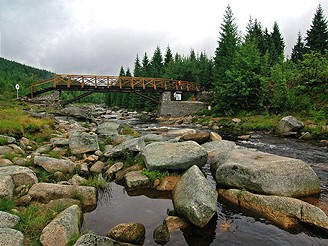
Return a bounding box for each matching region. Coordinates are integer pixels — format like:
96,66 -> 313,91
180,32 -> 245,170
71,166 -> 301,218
141,168 -> 178,181
0,136 -> 8,145
236,188 -> 247,201
120,125 -> 140,137
82,174 -> 109,189
0,198 -> 15,212
3,152 -> 16,162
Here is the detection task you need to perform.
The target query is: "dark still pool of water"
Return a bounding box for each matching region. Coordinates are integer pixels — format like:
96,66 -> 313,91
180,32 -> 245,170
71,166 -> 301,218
82,180 -> 328,246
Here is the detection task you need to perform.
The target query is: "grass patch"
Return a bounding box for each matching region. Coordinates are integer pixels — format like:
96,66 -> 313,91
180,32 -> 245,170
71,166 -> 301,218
15,203 -> 65,245
0,102 -> 55,139
119,124 -> 140,138
141,168 -> 179,181
0,197 -> 15,212
81,174 -> 109,189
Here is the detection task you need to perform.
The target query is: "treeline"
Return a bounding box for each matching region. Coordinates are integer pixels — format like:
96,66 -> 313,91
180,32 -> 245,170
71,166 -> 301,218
0,57 -> 52,98
112,4 -> 327,118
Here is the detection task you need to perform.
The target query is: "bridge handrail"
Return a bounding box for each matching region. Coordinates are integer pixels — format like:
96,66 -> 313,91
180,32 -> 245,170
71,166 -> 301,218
30,74 -> 199,98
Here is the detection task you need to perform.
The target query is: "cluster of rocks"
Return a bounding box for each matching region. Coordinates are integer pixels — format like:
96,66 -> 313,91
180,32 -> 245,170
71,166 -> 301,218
0,104 -> 327,245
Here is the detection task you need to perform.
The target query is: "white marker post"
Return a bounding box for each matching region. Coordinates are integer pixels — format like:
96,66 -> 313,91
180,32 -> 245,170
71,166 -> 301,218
15,84 -> 19,99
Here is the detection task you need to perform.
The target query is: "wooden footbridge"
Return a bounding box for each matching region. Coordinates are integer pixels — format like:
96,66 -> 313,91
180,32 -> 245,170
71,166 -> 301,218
30,74 -> 199,105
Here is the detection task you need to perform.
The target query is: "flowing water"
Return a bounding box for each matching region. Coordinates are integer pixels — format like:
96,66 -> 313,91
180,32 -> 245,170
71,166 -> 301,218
82,124 -> 328,245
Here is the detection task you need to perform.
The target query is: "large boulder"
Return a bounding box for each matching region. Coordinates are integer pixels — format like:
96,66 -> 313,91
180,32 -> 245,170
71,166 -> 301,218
218,189 -> 328,231
0,228 -> 24,246
141,141 -> 208,171
124,171 -> 150,191
0,175 -> 14,199
276,116 -> 304,135
34,156 -> 75,173
74,233 -> 133,246
97,122 -> 121,137
180,131 -> 210,144
107,222 -> 145,245
40,205 -> 82,246
28,183 -> 97,212
0,166 -> 38,187
104,138 -> 145,158
0,211 -> 20,228
172,165 -> 217,228
215,148 -> 320,197
69,131 -> 99,155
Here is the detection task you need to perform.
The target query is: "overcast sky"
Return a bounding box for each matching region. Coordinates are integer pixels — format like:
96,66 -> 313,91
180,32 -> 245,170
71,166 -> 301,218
0,0 -> 327,75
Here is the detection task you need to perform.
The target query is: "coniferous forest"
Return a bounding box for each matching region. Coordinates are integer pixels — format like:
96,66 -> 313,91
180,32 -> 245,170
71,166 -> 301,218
0,4 -> 327,119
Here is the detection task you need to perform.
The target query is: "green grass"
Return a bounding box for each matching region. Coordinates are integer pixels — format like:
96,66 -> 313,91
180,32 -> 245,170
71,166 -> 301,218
15,203 -> 65,245
81,174 -> 109,189
141,168 -> 179,181
0,198 -> 15,212
119,125 -> 140,138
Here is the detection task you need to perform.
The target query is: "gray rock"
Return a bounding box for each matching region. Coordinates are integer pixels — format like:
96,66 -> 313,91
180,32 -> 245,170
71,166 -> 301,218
219,189 -> 328,231
35,144 -> 52,154
107,222 -> 145,245
74,233 -> 134,246
105,162 -> 124,178
0,158 -> 13,167
201,140 -> 237,171
215,148 -> 320,197
142,141 -> 208,171
124,171 -> 150,191
0,228 -> 24,246
0,146 -> 13,155
0,166 -> 38,187
173,165 -> 217,228
8,144 -> 25,155
60,106 -> 90,119
50,138 -> 69,146
34,156 -> 75,173
104,138 -> 145,158
90,161 -> 105,174
68,174 -> 88,186
164,129 -> 196,138
69,131 -> 99,155
0,211 -> 20,228
0,135 -> 16,144
276,116 -> 304,135
141,134 -> 166,144
0,175 -> 14,199
97,122 -> 121,136
40,204 -> 82,246
153,222 -> 170,245
28,183 -> 97,212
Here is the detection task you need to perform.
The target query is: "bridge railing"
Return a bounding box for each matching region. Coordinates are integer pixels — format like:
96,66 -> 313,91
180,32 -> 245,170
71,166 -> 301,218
30,74 -> 198,97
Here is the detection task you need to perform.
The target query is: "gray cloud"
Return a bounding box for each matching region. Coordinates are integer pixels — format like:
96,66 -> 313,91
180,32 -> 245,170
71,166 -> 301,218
0,0 -> 327,75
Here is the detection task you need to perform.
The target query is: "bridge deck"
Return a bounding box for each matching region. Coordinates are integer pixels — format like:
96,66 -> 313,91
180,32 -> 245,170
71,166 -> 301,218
30,74 -> 199,98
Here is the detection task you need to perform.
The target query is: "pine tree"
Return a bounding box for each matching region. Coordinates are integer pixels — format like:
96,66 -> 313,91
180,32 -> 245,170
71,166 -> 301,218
291,32 -> 305,62
164,45 -> 173,66
150,46 -> 163,77
119,66 -> 125,76
133,54 -> 142,77
141,53 -> 151,77
213,5 -> 240,111
305,4 -> 328,54
268,21 -> 285,64
213,5 -> 240,81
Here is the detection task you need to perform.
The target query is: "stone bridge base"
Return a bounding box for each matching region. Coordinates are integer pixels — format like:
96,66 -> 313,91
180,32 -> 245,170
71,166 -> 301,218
158,92 -> 208,117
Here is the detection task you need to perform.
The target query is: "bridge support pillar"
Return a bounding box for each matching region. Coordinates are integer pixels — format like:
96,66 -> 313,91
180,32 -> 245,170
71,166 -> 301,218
158,92 -> 207,117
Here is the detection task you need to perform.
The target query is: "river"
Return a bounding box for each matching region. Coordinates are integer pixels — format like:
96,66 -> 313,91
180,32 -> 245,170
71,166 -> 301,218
82,121 -> 328,245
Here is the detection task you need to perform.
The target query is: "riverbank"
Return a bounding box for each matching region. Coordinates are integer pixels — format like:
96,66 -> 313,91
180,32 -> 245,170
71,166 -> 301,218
0,101 -> 327,245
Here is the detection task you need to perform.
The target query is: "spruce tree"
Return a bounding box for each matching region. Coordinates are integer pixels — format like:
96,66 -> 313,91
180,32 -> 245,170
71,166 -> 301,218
141,53 -> 151,77
291,32 -> 305,62
133,54 -> 142,77
164,45 -> 173,66
119,66 -> 125,76
150,46 -> 163,77
213,5 -> 240,112
268,21 -> 285,64
305,4 -> 328,54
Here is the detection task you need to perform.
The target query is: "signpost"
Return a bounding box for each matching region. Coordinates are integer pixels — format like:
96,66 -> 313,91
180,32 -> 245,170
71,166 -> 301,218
15,84 -> 19,99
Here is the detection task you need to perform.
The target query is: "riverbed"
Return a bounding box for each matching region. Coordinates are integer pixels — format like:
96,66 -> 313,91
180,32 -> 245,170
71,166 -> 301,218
82,121 -> 328,245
